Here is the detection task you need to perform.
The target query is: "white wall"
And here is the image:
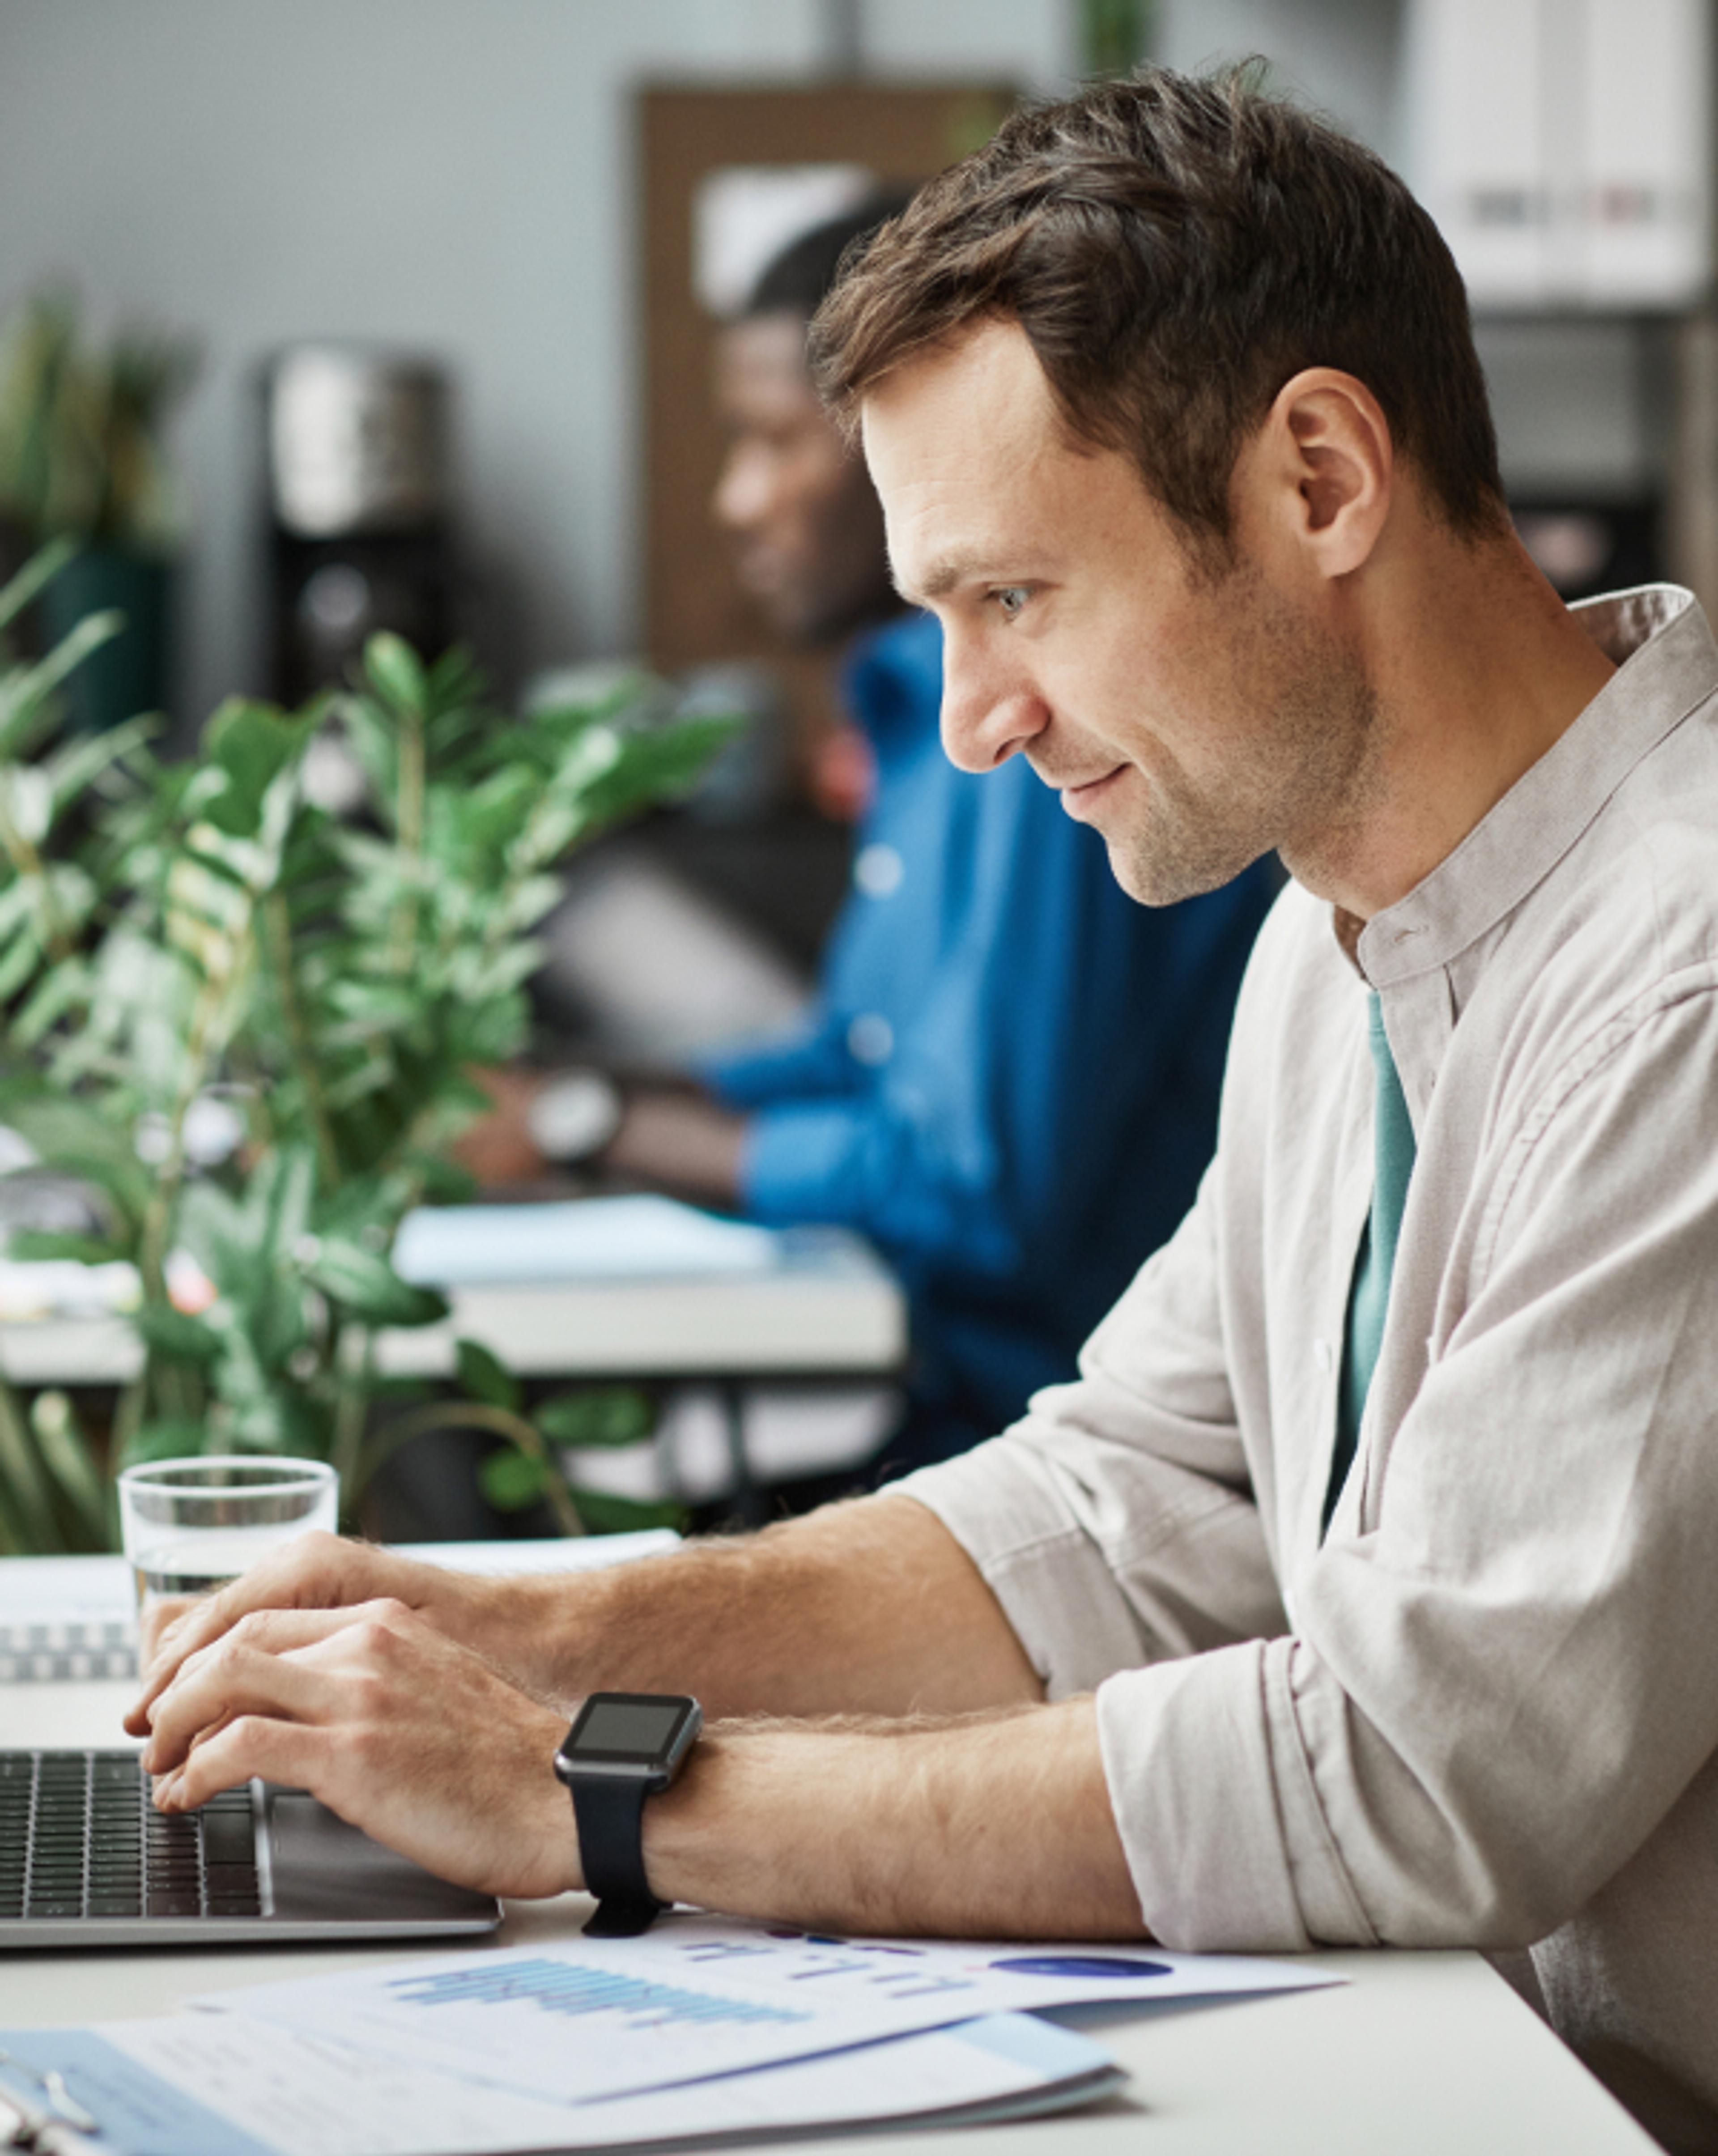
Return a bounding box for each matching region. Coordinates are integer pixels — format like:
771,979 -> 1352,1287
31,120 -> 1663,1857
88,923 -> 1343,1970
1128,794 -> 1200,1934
1152,0 -> 1663,503
0,0 -> 1069,723
1155,0 -> 1406,157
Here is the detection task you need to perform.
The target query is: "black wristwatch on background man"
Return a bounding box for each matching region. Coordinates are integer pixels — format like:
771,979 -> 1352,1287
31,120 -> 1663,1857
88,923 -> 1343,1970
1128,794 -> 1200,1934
554,1692 -> 702,1936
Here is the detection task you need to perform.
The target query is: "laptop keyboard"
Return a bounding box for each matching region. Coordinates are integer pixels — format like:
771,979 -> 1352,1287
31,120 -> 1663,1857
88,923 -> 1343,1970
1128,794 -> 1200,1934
0,1750 -> 261,1922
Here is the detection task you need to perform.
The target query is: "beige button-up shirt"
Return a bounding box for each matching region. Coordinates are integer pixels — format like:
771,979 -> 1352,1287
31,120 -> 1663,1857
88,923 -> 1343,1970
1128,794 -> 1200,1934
901,585 -> 1718,2151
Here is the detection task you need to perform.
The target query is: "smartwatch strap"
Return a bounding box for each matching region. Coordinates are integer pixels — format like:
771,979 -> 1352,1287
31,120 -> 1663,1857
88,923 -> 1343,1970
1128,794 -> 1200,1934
572,1775 -> 665,1937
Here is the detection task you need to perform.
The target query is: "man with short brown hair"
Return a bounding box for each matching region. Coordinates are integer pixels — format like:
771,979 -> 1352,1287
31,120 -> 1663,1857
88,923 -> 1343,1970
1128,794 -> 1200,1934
134,69 -> 1718,2149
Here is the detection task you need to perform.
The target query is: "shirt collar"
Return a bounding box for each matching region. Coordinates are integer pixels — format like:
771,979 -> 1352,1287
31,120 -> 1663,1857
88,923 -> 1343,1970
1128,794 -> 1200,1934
1354,585 -> 1717,987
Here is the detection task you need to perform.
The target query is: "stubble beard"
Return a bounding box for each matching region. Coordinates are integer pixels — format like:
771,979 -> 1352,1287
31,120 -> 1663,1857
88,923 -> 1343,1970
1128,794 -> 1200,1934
1106,581 -> 1382,908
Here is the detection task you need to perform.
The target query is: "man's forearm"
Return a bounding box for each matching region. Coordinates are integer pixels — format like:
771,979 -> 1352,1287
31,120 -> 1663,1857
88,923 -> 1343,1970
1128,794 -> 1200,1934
515,1496 -> 1042,1721
600,1090 -> 747,1207
645,1697 -> 1144,1938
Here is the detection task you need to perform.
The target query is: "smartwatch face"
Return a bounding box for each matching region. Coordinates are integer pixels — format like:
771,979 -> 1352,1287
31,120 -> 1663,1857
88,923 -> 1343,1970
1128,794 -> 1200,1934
565,1694 -> 700,1770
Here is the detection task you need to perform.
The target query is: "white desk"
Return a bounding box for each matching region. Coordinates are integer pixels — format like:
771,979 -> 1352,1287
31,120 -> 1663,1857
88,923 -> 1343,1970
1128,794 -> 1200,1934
0,1232 -> 906,1387
0,1681 -> 1658,2156
0,1231 -> 908,1513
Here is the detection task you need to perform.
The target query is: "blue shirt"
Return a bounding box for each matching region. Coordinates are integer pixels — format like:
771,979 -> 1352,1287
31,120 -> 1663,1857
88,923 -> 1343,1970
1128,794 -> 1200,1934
698,611 -> 1276,1462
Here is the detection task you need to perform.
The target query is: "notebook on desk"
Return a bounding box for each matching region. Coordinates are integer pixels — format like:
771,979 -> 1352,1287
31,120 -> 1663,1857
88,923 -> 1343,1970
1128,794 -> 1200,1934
0,1748 -> 501,1948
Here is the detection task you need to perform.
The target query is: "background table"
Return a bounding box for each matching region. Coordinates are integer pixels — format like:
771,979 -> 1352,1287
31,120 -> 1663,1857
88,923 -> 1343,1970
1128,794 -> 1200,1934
0,1679 -> 1658,2156
0,1228 -> 908,1520
0,1230 -> 906,1386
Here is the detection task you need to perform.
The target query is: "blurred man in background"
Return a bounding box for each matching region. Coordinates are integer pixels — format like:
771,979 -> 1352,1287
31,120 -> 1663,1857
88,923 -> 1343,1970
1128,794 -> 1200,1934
480,201 -> 1276,1476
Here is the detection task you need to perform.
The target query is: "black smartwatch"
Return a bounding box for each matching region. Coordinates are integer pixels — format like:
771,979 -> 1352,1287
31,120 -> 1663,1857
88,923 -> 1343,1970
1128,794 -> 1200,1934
554,1692 -> 702,1936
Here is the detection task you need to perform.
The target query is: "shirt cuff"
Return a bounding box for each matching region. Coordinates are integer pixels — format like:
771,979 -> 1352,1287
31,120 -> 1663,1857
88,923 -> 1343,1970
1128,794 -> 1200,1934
893,1438 -> 1157,1699
737,1102 -> 867,1224
902,1444 -> 1374,1956
1094,1639 -> 1377,1952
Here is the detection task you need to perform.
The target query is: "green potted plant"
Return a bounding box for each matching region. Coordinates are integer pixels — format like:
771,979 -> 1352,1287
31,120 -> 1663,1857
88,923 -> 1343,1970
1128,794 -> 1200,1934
0,542 -> 737,1554
0,293 -> 196,732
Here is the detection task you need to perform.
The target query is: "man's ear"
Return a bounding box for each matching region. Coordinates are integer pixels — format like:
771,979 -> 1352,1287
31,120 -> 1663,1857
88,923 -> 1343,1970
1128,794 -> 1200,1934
1251,367 -> 1393,579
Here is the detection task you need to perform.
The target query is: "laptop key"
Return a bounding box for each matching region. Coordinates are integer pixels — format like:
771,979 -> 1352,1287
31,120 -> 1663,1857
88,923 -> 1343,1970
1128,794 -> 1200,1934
147,1891 -> 201,1917
200,1812 -> 256,1867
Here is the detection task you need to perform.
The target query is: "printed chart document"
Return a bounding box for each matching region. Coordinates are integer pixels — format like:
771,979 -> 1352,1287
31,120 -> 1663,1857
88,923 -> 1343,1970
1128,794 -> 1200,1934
0,2009 -> 1123,2156
193,1912 -> 1335,2106
392,1196 -> 781,1286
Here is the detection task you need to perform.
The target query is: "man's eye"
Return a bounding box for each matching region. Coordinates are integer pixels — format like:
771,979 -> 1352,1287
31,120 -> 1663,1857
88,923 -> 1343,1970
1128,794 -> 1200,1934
992,587 -> 1029,620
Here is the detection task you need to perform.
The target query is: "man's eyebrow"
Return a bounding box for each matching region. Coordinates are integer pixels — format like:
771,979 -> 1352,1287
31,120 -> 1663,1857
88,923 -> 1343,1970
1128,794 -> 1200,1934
889,551 -> 997,605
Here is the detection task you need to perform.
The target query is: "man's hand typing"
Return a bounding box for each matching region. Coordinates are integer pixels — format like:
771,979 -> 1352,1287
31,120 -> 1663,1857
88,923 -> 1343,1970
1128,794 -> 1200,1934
115,1505 -> 1144,1937
138,1595 -> 580,1900
124,1531 -> 559,1736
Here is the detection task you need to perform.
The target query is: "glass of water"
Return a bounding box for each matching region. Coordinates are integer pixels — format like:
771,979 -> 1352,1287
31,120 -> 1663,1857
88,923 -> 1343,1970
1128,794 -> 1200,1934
118,1456 -> 339,1654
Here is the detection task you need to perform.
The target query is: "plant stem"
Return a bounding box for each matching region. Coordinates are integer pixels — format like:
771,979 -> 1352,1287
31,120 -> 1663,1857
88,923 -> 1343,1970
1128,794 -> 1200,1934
111,1375 -> 145,1467
0,1379 -> 57,1552
263,889 -> 338,1188
330,1325 -> 374,1514
388,698 -> 425,975
136,958 -> 230,1431
358,1400 -> 587,1537
0,795 -> 73,964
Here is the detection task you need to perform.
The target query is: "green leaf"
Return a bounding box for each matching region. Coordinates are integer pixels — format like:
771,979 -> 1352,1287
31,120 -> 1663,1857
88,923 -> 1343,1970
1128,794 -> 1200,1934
44,713 -> 156,819
119,1417 -> 213,1471
479,1446 -> 548,1511
199,699 -> 306,838
535,1386 -> 656,1449
28,1389 -> 106,1548
175,1179 -> 255,1296
333,697 -> 395,808
0,928 -> 47,1006
223,1388 -> 330,1458
9,957 -> 87,1047
362,633 -> 428,719
410,1152 -> 477,1205
0,536 -> 77,632
243,1139 -> 316,1267
0,1381 -> 64,1552
571,714 -> 743,833
302,1237 -> 447,1326
455,1336 -> 520,1413
426,643 -> 487,710
134,1303 -> 224,1368
0,609 -> 125,759
4,1228 -> 123,1265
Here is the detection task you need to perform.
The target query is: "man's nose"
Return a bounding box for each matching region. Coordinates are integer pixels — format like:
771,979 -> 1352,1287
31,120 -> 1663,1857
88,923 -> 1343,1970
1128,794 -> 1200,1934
713,442 -> 772,533
939,639 -> 1049,774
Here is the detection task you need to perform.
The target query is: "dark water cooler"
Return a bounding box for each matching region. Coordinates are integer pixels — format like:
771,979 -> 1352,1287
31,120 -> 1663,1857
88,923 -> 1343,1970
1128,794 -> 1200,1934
264,346 -> 455,704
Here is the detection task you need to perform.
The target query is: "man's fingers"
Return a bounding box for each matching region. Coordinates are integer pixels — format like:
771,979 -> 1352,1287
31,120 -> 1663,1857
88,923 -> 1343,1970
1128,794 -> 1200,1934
173,1602 -> 385,1671
143,1598 -> 423,1769
136,1594 -> 200,1670
155,1714 -> 332,1812
142,1635 -> 336,1775
125,1529 -> 367,1733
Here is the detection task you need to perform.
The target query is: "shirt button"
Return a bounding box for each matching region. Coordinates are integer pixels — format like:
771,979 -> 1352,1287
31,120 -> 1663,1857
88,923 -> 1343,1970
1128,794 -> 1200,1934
847,1014 -> 894,1066
855,843 -> 904,898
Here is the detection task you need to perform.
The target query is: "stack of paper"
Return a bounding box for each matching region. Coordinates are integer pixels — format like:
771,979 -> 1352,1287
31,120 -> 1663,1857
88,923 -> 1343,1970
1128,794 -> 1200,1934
0,1913 -> 1337,2155
391,1197 -> 782,1288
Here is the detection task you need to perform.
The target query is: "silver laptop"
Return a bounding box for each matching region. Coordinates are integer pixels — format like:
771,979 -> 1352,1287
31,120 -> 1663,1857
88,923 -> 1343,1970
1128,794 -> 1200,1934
0,1749 -> 501,1948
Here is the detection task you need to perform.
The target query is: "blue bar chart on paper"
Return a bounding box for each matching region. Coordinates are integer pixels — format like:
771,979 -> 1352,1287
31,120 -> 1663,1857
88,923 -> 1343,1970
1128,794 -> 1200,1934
386,1959 -> 808,2028
194,1914 -> 1335,2107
